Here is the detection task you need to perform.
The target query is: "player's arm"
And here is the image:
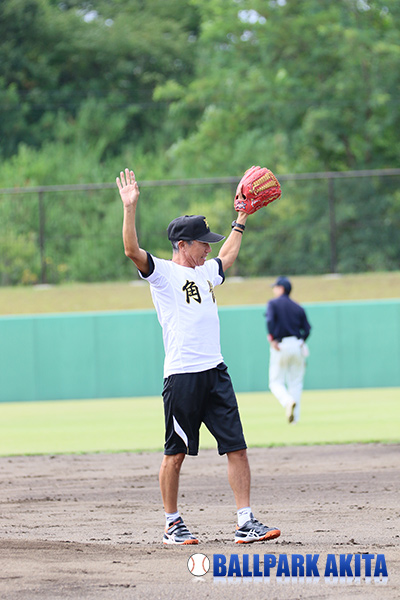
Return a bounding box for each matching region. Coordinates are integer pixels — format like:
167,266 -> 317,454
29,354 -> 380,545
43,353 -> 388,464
300,309 -> 312,341
116,168 -> 150,275
217,210 -> 248,271
219,165 -> 281,272
266,302 -> 280,351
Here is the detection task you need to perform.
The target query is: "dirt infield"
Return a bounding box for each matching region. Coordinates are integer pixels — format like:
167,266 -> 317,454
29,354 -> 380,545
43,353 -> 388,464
0,443 -> 398,599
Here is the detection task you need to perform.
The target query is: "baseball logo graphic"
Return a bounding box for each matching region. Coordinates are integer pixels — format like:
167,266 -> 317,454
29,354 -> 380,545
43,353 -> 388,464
187,553 -> 210,577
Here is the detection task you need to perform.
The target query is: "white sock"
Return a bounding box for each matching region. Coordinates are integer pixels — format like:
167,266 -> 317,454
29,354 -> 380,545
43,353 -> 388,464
237,507 -> 252,527
165,511 -> 180,527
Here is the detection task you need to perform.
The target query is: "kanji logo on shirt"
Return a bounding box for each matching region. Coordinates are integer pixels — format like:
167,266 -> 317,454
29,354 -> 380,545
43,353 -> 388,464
207,280 -> 216,303
182,280 -> 202,304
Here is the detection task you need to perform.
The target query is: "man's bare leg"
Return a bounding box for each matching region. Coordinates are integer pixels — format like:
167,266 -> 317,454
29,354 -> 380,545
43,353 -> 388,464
159,453 -> 198,545
227,448 -> 281,543
227,448 -> 251,509
159,453 -> 185,513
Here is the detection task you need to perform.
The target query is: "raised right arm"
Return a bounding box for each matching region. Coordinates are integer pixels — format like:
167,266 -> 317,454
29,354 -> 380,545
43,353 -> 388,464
116,168 -> 150,275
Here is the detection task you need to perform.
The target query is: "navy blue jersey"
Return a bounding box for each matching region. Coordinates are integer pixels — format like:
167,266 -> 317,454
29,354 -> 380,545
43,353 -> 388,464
266,294 -> 311,342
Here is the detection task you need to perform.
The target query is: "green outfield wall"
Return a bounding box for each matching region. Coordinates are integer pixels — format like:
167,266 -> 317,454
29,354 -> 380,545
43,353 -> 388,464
0,300 -> 399,402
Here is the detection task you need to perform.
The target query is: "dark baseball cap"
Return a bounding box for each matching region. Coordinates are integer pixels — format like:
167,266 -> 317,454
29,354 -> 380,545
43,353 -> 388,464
272,276 -> 292,294
167,215 -> 225,243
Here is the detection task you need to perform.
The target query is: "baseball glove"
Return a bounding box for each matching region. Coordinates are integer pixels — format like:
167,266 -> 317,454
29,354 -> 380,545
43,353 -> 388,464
234,165 -> 281,214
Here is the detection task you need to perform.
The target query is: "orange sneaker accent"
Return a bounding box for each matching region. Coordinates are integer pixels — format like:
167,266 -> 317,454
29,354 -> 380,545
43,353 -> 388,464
235,529 -> 281,544
163,516 -> 199,545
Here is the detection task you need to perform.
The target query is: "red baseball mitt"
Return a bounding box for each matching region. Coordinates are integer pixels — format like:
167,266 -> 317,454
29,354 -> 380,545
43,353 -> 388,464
234,166 -> 281,214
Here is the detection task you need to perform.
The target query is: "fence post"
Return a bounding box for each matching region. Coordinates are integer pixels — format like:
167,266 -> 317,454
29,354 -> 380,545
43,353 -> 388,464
38,191 -> 46,284
328,177 -> 337,273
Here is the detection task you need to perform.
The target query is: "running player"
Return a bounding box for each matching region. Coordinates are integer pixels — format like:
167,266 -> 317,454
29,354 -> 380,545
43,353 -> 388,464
266,276 -> 311,423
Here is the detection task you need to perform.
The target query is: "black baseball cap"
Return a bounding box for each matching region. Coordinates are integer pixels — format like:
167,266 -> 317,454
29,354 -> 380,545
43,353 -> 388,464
272,276 -> 292,294
167,215 -> 225,243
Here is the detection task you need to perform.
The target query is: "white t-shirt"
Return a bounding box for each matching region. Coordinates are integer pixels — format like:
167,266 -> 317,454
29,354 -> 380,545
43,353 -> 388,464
140,255 -> 225,377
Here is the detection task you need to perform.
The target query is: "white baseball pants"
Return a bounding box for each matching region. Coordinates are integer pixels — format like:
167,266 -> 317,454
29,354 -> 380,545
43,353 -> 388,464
269,336 -> 306,423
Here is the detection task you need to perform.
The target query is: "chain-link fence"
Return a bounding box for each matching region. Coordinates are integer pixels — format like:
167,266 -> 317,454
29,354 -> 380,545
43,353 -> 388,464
0,169 -> 399,285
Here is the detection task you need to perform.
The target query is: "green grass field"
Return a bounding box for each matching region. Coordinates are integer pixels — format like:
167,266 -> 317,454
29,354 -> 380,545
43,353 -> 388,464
0,388 -> 398,456
1,272 -> 398,456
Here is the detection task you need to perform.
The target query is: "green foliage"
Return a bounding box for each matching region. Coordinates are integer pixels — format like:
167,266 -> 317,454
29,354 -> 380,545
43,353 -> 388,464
0,232 -> 40,286
0,0 -> 200,158
161,0 -> 400,175
0,0 -> 399,284
0,189 -> 41,285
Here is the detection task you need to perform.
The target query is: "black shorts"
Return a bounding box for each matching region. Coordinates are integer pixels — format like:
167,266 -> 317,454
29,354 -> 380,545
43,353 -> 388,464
162,362 -> 247,456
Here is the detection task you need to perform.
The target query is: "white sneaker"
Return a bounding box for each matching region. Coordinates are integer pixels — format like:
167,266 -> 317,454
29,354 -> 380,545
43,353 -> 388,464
163,517 -> 199,545
235,513 -> 281,544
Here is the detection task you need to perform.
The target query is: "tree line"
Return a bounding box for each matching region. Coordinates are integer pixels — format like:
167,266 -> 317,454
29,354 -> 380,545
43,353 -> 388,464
0,0 -> 399,285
